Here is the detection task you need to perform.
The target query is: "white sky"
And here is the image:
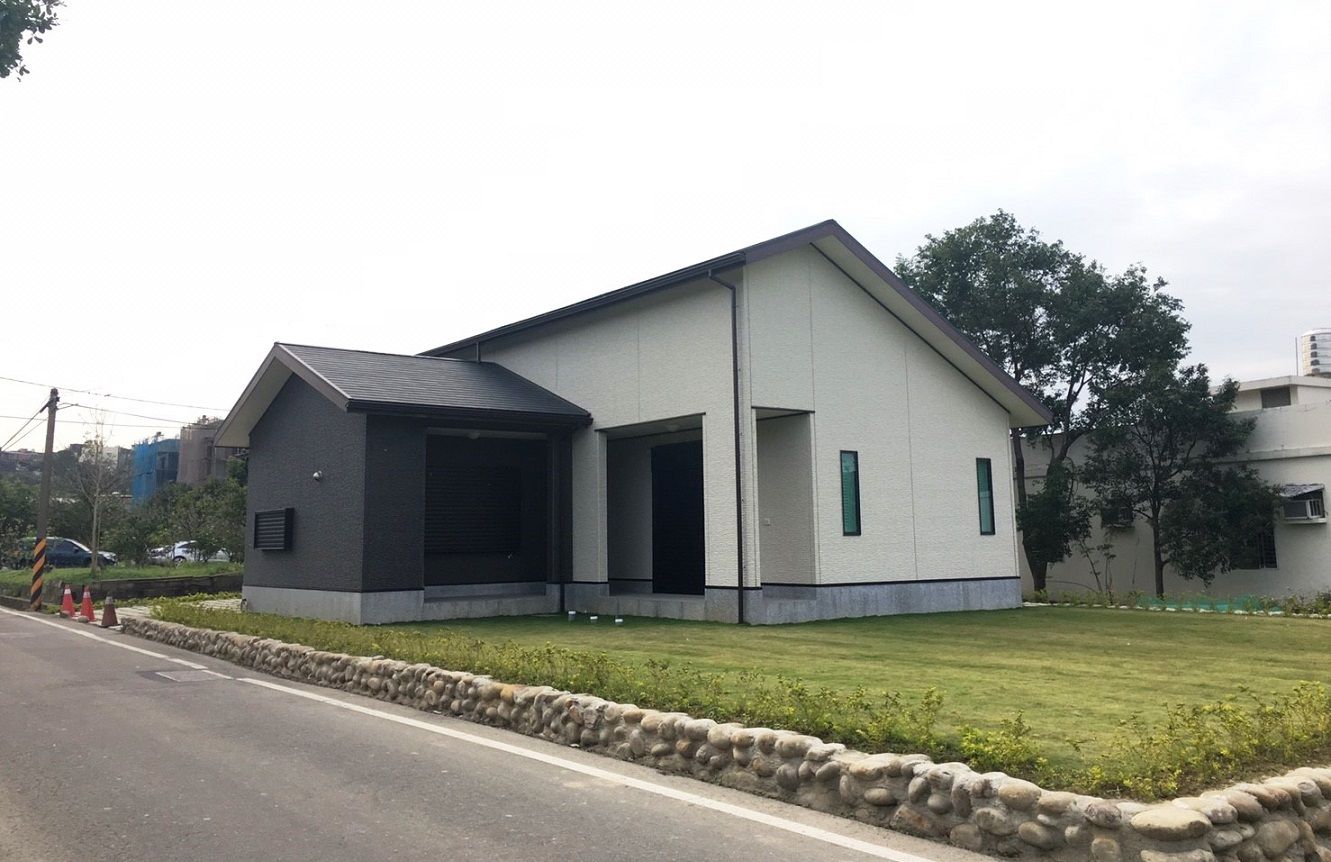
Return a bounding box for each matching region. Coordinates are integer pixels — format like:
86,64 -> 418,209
3,1 -> 1329,451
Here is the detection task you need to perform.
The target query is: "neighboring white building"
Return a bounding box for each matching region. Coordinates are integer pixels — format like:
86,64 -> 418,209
1297,329 -> 1331,378
1021,376 -> 1331,599
219,221 -> 1051,624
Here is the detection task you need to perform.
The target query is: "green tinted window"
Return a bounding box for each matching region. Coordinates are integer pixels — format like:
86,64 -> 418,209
841,451 -> 860,535
976,458 -> 995,535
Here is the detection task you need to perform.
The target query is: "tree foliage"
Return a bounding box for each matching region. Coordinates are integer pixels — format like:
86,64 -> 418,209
0,477 -> 36,559
1083,365 -> 1278,596
0,0 -> 61,79
1014,460 -> 1092,575
896,211 -> 1189,589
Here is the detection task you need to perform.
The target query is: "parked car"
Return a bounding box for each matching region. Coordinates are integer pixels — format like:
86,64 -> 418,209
14,537 -> 117,569
149,541 -> 231,564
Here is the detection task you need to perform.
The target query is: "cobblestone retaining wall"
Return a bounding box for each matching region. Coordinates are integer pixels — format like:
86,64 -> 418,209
124,616 -> 1331,862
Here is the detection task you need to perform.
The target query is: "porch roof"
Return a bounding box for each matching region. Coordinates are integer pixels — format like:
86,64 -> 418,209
215,343 -> 590,447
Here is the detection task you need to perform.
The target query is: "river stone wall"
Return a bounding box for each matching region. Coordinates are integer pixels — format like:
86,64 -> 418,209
123,616 -> 1331,862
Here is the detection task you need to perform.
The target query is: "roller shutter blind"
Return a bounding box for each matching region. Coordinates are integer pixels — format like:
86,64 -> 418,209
424,465 -> 522,554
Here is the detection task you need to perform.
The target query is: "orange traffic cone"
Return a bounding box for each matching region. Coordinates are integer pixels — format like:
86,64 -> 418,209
78,586 -> 96,623
99,595 -> 119,628
59,584 -> 76,618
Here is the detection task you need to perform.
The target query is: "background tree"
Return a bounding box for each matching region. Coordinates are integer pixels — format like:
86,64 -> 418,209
896,211 -> 1189,590
1082,365 -> 1278,597
1014,460 -> 1092,583
0,0 -> 61,79
0,477 -> 36,564
67,425 -> 129,573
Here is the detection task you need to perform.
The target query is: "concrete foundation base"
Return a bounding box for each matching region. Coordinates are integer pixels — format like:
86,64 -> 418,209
746,577 -> 1021,624
566,577 -> 1019,624
243,585 -> 425,625
244,577 -> 1020,625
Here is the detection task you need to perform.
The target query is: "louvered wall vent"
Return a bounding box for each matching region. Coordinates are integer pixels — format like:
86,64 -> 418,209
254,508 -> 294,551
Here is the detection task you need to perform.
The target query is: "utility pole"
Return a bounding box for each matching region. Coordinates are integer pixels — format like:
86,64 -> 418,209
30,388 -> 58,610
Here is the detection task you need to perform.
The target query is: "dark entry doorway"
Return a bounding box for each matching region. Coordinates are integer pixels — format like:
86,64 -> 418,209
651,440 -> 704,595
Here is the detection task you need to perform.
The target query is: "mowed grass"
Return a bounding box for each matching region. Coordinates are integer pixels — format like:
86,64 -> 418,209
0,562 -> 242,597
392,607 -> 1331,768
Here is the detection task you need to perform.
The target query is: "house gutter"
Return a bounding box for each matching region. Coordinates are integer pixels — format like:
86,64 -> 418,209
708,269 -> 747,625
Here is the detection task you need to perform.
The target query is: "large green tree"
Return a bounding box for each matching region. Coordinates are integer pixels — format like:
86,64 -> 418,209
896,212 -> 1189,590
0,0 -> 61,79
1082,365 -> 1277,597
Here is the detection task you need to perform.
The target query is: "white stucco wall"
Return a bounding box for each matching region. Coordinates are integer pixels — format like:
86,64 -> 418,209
1232,378 -> 1331,412
466,280 -> 741,588
743,246 -> 1019,587
1020,399 -> 1331,598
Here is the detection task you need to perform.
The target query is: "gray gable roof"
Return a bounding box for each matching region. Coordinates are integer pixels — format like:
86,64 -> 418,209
281,344 -> 588,418
422,220 -> 1053,428
215,343 -> 589,447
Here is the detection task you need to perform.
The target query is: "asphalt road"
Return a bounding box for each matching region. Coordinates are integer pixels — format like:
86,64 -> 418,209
0,608 -> 987,862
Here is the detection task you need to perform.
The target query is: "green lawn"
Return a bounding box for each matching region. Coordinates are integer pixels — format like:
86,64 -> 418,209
0,562 -> 242,597
393,608 -> 1331,770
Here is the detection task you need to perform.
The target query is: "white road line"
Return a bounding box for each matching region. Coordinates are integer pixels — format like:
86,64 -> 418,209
237,676 -> 940,862
0,607 -> 208,669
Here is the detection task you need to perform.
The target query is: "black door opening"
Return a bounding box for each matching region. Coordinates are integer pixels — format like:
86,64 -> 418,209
651,440 -> 705,595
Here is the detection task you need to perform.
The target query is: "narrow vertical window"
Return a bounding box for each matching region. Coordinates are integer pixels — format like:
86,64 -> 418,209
976,458 -> 995,535
840,451 -> 861,536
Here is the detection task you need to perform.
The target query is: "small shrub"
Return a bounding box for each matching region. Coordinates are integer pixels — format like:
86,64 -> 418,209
1081,682 -> 1331,798
958,713 -> 1049,778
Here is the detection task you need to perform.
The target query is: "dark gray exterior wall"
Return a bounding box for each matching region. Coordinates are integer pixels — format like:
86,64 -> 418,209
363,415 -> 426,592
245,375 -> 367,591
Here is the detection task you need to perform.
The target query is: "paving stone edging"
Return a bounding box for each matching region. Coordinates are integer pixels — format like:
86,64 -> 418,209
123,615 -> 1331,862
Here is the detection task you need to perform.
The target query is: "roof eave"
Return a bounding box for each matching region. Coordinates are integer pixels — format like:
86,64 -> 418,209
346,399 -> 592,427
213,344 -> 353,448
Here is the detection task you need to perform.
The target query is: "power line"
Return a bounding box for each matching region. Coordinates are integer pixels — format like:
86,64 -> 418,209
3,422 -> 44,450
0,401 -> 50,451
0,373 -> 228,412
0,412 -> 179,430
63,402 -> 209,425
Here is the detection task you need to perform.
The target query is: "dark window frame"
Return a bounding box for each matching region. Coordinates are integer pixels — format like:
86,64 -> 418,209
1235,525 -> 1278,570
1260,387 -> 1292,409
976,457 -> 996,536
840,450 -> 861,536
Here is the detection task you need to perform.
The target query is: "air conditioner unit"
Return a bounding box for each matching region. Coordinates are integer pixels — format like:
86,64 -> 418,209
1282,497 -> 1326,521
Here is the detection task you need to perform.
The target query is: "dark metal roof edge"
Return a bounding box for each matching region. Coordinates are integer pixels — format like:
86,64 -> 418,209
281,342 -> 491,366
214,344 -> 351,447
422,220 -> 848,357
214,347 -> 285,447
419,218 -> 1050,426
346,399 -> 591,426
274,344 -> 354,410
816,224 -> 1052,425
421,254 -> 771,357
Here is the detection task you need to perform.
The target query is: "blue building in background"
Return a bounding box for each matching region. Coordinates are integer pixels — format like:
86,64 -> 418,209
131,435 -> 180,505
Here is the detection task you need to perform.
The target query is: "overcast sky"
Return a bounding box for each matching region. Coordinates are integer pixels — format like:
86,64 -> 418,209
3,1 -> 1329,451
